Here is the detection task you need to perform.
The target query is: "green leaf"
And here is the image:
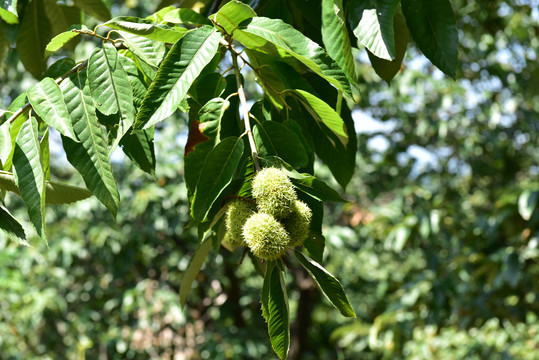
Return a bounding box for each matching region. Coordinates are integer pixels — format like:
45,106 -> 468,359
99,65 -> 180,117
0,170 -> 93,204
16,0 -> 52,78
135,26 -> 223,130
304,231 -> 325,264
104,16 -> 187,43
519,190 -> 538,221
179,236 -> 212,308
191,136 -> 244,224
88,42 -> 135,147
295,251 -> 356,317
13,117 -> 46,240
0,0 -> 17,24
321,0 -> 356,82
0,121 -> 11,166
60,70 -> 119,217
73,0 -> 111,21
163,8 -> 212,26
210,0 -> 256,45
261,261 -> 290,360
119,127 -> 156,176
119,31 -> 166,70
368,10 -> 408,83
290,89 -> 348,146
239,17 -> 352,96
402,0 -> 458,78
253,121 -> 308,169
354,0 -> 399,60
0,205 -> 27,245
26,77 -> 78,141
45,25 -> 87,56
40,125 -> 50,180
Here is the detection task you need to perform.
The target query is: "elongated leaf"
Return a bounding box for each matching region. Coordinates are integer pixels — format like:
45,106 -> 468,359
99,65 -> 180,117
402,0 -> 458,78
191,136 -> 244,224
0,205 -> 27,245
295,251 -> 355,317
27,77 -> 78,141
135,26 -> 222,129
88,42 -> 135,146
45,25 -> 87,56
253,122 -> 308,169
60,70 -> 119,217
13,117 -> 46,240
0,0 -> 18,24
163,8 -> 211,26
118,53 -> 149,109
73,0 -> 111,21
118,31 -> 164,76
104,16 -> 187,43
368,10 -> 408,83
16,0 -> 52,78
210,0 -> 256,45
321,0 -> 356,82
179,237 -> 212,307
0,121 -> 11,166
291,89 -> 348,146
40,126 -> 50,180
0,170 -> 92,204
239,17 -> 352,96
261,261 -> 290,360
119,127 -> 156,176
519,190 -> 538,221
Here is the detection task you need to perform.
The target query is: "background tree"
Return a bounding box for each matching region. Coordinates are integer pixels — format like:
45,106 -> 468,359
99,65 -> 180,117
1,0 -> 538,359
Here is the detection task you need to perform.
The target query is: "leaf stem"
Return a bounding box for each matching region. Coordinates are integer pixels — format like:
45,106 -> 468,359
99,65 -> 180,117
229,42 -> 261,172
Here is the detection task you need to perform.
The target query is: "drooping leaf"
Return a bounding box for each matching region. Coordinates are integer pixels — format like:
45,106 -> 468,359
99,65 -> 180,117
0,0 -> 18,24
209,0 -> 256,45
179,237 -> 212,307
253,121 -> 308,169
0,170 -> 92,204
88,42 -> 135,147
304,231 -> 325,264
13,117 -> 46,240
402,0 -> 459,78
119,127 -> 156,176
43,0 -> 69,38
45,25 -> 87,56
191,136 -> 244,224
295,251 -> 356,318
16,0 -> 52,78
60,70 -> 119,217
261,261 -> 290,360
0,205 -> 27,245
104,16 -> 187,43
290,89 -> 348,146
353,0 -> 399,60
135,26 -> 223,130
368,10 -> 408,83
239,17 -> 352,96
163,8 -> 212,26
321,0 -> 356,83
73,0 -> 111,21
40,125 -> 50,180
0,121 -> 11,166
26,77 -> 78,141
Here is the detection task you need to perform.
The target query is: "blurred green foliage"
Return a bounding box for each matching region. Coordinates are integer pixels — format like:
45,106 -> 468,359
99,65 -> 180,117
1,0 -> 538,359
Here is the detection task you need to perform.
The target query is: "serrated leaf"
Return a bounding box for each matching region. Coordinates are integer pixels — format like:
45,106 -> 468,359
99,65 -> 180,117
60,70 -> 119,217
0,205 -> 27,245
135,26 -> 223,130
239,17 -> 352,97
0,170 -> 92,204
45,25 -> 87,56
262,261 -> 290,360
0,0 -> 18,24
253,121 -> 308,169
295,251 -> 355,317
191,136 -> 244,224
354,1 -> 399,60
0,121 -> 11,166
321,0 -> 356,82
13,117 -> 46,240
104,16 -> 187,43
27,77 -> 78,141
368,10 -> 408,83
2,110 -> 26,171
163,8 -> 211,26
16,0 -> 52,78
117,53 -> 149,109
118,31 -> 165,72
179,236 -> 212,308
88,42 -> 135,147
40,125 -> 50,180
290,89 -> 348,146
119,127 -> 156,176
402,0 -> 458,78
73,0 -> 111,21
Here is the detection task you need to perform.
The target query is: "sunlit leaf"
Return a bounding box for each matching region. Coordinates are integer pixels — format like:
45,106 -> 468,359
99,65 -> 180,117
179,237 -> 212,308
104,16 -> 187,43
163,8 -> 211,26
45,25 -> 87,56
0,205 -> 27,245
0,0 -> 18,24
